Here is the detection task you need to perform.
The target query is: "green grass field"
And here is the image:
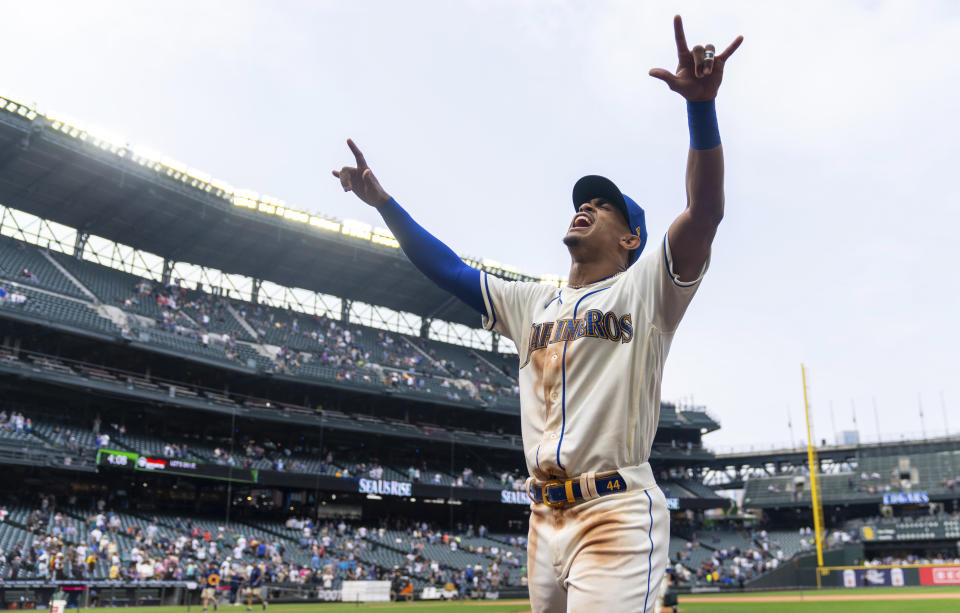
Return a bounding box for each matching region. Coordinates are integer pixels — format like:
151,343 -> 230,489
681,602 -> 958,613
66,587 -> 960,612
680,586 -> 960,612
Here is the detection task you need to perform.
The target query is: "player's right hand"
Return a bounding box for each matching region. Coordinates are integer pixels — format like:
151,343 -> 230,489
649,15 -> 743,102
332,139 -> 391,207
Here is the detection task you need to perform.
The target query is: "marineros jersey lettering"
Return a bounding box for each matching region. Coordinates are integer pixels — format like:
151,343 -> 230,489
481,237 -> 706,481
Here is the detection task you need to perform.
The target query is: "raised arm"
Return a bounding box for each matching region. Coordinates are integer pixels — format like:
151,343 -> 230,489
650,16 -> 743,281
332,140 -> 484,313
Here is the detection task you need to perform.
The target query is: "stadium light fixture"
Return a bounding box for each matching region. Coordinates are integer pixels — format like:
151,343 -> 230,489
309,217 -> 341,233
370,236 -> 399,248
190,169 -> 213,184
539,274 -> 565,288
342,219 -> 372,240
371,227 -> 399,249
233,189 -> 259,210
283,209 -> 310,224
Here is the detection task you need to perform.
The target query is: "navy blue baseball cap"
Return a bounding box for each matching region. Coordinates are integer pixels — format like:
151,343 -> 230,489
572,175 -> 648,265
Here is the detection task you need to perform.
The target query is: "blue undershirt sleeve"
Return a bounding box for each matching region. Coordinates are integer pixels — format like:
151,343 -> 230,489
376,197 -> 484,314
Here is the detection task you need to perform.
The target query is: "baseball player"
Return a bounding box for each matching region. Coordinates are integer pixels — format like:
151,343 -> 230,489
333,15 -> 741,613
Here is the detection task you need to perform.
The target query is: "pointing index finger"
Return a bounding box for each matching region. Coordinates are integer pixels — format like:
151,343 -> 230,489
347,138 -> 367,169
673,15 -> 689,56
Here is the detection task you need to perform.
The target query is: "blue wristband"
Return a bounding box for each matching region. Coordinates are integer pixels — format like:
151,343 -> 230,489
687,99 -> 721,150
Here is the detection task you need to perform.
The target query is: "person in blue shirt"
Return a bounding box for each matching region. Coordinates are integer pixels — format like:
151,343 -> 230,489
245,563 -> 267,611
228,566 -> 243,604
200,562 -> 220,612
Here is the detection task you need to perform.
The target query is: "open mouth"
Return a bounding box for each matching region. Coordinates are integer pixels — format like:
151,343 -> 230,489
571,213 -> 592,230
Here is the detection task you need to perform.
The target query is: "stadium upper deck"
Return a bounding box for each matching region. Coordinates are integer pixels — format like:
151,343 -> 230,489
0,95 -> 553,331
703,438 -> 960,510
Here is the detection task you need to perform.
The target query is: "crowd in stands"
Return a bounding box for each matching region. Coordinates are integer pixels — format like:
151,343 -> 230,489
865,554 -> 960,566
267,320 -> 518,406
213,440 -> 308,473
366,519 -> 524,592
129,280 -> 246,361
2,403 -> 530,491
2,249 -> 521,404
671,525 -> 822,587
0,500 -> 297,584
0,496 -> 526,593
0,410 -> 32,434
846,470 -> 913,495
0,284 -> 28,305
671,521 -> 876,587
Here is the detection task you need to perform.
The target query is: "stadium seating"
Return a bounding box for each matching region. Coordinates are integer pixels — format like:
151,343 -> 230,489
180,291 -> 255,341
131,325 -> 241,364
762,530 -> 811,559
0,500 -> 527,589
49,252 -> 163,319
0,237 -> 85,299
744,447 -> 960,507
2,246 -> 524,409
0,282 -> 118,334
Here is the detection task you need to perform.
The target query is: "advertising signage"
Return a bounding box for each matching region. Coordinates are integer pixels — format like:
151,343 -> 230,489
842,568 -> 905,588
500,490 -> 529,505
919,566 -> 960,586
358,479 -> 412,497
96,449 -> 258,484
883,491 -> 930,505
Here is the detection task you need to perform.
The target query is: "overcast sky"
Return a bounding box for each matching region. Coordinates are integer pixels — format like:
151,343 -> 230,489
1,1 -> 957,451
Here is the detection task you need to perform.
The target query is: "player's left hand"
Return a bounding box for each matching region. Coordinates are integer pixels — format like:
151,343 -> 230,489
649,15 -> 743,102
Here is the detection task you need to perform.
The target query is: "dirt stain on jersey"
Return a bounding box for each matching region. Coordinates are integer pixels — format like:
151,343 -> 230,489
529,339 -> 569,453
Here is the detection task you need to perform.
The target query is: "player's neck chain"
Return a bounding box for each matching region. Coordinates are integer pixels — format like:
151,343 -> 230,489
566,270 -> 624,290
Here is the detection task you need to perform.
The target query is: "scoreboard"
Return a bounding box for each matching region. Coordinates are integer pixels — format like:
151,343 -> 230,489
96,449 -> 258,483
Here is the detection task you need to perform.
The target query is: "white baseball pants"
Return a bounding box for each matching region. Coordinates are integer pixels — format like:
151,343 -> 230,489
526,471 -> 669,612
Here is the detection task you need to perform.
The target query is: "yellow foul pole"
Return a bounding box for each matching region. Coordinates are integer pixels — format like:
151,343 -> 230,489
801,364 -> 825,569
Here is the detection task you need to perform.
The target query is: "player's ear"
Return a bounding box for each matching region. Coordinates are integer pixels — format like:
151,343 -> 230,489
620,233 -> 641,253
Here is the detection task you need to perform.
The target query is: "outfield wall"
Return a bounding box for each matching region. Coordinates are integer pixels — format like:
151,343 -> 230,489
746,544 -> 863,590
818,564 -> 960,588
742,543 -> 960,590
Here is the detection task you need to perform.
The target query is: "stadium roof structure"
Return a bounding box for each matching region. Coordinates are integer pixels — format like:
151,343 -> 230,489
0,96 -> 557,329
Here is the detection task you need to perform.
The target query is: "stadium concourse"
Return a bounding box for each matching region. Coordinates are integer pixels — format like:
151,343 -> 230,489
0,95 -> 734,607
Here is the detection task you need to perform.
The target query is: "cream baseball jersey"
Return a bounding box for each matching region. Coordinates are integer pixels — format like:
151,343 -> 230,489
480,236 -> 707,481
